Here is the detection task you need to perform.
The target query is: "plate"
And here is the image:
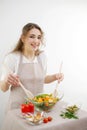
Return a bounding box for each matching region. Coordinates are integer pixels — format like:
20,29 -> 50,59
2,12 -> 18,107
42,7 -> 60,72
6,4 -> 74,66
25,111 -> 44,125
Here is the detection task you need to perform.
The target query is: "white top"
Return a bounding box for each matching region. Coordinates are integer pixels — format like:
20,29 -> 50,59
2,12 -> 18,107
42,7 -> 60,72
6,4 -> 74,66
0,51 -> 47,80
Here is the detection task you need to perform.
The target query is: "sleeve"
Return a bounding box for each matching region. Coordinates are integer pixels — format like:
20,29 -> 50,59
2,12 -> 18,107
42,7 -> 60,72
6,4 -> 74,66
39,51 -> 47,76
0,53 -> 17,81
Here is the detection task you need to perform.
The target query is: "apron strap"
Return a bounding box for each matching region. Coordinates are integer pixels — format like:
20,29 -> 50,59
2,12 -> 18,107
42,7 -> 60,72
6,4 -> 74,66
37,55 -> 43,69
14,53 -> 21,74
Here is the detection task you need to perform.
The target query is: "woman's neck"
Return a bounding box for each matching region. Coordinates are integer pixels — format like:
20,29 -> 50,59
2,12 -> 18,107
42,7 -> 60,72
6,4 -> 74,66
22,49 -> 35,61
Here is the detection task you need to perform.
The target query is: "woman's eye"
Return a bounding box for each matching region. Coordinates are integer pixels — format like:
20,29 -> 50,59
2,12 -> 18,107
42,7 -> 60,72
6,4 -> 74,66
38,36 -> 41,40
29,35 -> 35,38
29,35 -> 42,40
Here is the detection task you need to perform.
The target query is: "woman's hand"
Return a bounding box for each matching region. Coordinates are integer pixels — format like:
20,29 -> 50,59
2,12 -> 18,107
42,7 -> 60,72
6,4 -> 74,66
55,73 -> 64,83
5,73 -> 20,87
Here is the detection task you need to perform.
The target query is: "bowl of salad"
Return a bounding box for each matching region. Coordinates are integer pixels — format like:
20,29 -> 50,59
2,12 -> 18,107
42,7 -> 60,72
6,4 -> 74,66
28,93 -> 63,112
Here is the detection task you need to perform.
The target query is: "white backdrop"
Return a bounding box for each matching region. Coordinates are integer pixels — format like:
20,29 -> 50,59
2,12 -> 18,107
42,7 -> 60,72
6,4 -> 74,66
0,0 -> 87,128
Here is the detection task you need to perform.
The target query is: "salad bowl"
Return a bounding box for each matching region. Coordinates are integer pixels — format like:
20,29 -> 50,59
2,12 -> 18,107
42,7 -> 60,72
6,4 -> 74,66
28,93 -> 63,112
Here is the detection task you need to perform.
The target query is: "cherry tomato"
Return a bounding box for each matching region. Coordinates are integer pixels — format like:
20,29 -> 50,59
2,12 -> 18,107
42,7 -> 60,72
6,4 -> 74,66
45,102 -> 49,107
48,116 -> 52,121
43,118 -> 48,123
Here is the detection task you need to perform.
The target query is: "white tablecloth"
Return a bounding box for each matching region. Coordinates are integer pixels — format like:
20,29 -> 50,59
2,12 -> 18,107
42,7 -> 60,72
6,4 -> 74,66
1,101 -> 87,130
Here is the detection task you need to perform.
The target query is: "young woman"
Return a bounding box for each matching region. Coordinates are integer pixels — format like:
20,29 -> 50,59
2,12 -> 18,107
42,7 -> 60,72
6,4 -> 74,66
0,23 -> 64,111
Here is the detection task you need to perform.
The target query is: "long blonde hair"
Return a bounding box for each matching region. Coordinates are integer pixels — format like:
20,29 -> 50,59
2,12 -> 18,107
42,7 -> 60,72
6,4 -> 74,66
12,23 -> 44,55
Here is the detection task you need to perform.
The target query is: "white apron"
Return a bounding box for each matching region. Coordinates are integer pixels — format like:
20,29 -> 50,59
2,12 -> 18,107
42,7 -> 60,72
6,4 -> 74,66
7,53 -> 44,111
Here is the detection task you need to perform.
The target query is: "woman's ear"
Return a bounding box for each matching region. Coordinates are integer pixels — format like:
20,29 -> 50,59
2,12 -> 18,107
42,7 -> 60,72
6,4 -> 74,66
21,34 -> 25,43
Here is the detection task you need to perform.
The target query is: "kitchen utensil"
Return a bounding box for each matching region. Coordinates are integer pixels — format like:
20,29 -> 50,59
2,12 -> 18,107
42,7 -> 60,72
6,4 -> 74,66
4,63 -> 34,99
52,61 -> 63,98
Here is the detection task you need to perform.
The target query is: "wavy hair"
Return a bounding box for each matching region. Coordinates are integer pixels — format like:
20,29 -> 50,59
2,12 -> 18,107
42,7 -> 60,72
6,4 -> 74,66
12,23 -> 44,55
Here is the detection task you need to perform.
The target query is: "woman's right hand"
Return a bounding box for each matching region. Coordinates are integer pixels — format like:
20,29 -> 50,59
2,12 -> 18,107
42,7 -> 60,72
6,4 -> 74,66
5,73 -> 20,87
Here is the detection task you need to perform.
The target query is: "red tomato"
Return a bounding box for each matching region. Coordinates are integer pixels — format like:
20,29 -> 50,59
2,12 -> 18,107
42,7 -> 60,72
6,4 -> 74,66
21,102 -> 34,113
43,118 -> 48,123
45,102 -> 49,107
28,102 -> 34,113
26,104 -> 30,113
21,104 -> 28,113
48,116 -> 52,121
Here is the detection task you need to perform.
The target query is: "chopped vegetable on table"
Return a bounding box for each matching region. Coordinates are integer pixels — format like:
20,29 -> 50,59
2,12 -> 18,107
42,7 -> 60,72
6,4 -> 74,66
60,105 -> 79,119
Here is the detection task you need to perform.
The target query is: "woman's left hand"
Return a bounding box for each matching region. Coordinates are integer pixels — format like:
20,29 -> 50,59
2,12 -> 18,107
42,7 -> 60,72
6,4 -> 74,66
55,73 -> 64,83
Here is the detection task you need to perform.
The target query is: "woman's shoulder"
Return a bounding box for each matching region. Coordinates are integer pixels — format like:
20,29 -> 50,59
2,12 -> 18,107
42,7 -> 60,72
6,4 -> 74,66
37,51 -> 47,66
38,51 -> 47,59
4,51 -> 21,65
5,51 -> 20,60
1,52 -> 20,74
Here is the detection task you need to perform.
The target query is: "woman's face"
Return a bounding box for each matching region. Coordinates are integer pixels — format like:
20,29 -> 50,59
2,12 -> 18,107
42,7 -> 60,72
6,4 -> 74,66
22,28 -> 42,52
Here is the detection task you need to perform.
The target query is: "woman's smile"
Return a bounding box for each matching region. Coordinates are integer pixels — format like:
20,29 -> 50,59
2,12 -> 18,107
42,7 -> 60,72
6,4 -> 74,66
30,43 -> 39,50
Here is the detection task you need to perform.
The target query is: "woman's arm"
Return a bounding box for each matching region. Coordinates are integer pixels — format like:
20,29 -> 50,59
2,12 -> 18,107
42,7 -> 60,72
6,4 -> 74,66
0,53 -> 19,92
44,74 -> 57,83
0,80 -> 9,92
44,73 -> 64,84
0,73 -> 19,92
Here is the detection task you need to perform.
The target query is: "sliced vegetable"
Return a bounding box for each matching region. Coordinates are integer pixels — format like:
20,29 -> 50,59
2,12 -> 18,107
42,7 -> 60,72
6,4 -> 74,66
60,111 -> 78,119
60,105 -> 79,119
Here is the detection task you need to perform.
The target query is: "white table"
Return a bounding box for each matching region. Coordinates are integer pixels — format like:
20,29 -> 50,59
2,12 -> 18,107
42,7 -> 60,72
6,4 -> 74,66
1,101 -> 87,130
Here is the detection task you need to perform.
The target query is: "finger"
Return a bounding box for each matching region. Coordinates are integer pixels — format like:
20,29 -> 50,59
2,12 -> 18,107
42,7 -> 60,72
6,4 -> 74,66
58,76 -> 64,82
7,78 -> 18,86
7,76 -> 19,86
8,76 -> 16,84
59,77 -> 64,81
9,74 -> 19,83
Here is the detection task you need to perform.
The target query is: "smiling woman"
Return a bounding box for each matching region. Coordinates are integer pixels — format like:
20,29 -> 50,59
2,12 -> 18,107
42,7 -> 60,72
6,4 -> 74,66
21,28 -> 42,61
0,23 -> 64,130
12,23 -> 44,57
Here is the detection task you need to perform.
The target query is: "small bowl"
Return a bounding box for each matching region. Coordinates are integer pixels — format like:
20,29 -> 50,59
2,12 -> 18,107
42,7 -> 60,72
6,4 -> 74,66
25,111 -> 44,125
65,103 -> 81,114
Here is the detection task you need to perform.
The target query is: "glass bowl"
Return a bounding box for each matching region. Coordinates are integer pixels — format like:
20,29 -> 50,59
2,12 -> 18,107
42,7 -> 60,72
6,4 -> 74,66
29,93 -> 63,112
25,111 -> 44,125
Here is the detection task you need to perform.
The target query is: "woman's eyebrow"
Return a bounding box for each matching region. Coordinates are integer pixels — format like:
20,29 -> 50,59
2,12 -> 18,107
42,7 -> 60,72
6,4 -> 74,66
30,34 -> 41,37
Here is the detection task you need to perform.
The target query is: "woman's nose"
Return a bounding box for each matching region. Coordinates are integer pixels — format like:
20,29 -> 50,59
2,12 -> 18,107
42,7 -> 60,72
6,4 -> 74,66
34,39 -> 40,46
34,38 -> 39,43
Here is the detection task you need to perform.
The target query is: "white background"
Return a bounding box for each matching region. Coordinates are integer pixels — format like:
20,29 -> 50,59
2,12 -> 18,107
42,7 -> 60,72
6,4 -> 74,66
0,0 -> 87,128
